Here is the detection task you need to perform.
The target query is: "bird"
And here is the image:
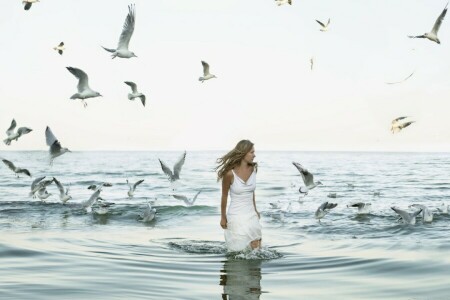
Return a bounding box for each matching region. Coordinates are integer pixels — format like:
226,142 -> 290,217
310,57 -> 314,71
2,159 -> 31,177
172,190 -> 201,206
140,202 -> 156,222
94,198 -> 114,215
4,119 -> 32,145
391,207 -> 422,225
275,0 -> 292,6
53,42 -> 65,55
82,189 -> 102,212
347,202 -> 372,214
269,200 -> 282,209
408,3 -> 448,44
437,203 -> 449,214
159,151 -> 186,182
88,182 -> 113,190
385,71 -> 415,85
410,204 -> 433,223
23,0 -> 39,11
29,177 -> 54,198
66,67 -> 102,107
36,187 -> 52,202
199,61 -> 217,82
127,179 -> 144,198
327,193 -> 337,198
45,126 -> 71,165
53,177 -> 72,204
316,18 -> 330,31
315,202 -> 338,221
124,81 -> 146,107
391,116 -> 415,134
292,162 -> 322,196
102,4 -> 137,59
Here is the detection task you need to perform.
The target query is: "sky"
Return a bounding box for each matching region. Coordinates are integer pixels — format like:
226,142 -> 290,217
1,0 -> 450,151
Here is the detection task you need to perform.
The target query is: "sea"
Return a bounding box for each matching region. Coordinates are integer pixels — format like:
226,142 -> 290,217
1,151 -> 449,299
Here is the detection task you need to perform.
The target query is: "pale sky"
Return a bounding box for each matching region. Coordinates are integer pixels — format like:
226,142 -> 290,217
1,0 -> 450,151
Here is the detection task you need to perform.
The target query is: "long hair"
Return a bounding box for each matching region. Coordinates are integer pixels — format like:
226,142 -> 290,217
215,139 -> 257,181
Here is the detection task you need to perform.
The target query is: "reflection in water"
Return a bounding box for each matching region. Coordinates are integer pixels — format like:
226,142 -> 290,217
220,259 -> 263,300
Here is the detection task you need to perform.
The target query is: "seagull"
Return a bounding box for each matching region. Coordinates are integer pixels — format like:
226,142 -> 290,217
46,126 -> 71,165
391,207 -> 422,225
385,71 -> 415,85
29,177 -> 54,197
172,190 -> 201,206
199,61 -> 217,82
53,177 -> 72,204
53,42 -> 65,55
140,202 -> 156,222
88,182 -> 113,190
36,187 -> 52,201
275,0 -> 291,6
391,116 -> 415,134
315,202 -> 338,221
437,203 -> 449,214
4,119 -> 32,145
310,57 -> 314,71
410,204 -> 433,223
127,179 -> 144,198
94,198 -> 113,215
2,159 -> 31,177
408,3 -> 448,44
124,81 -> 146,107
327,193 -> 337,198
66,67 -> 102,107
292,162 -> 322,196
347,202 -> 372,214
316,18 -> 330,32
269,200 -> 282,209
23,0 -> 39,11
102,4 -> 137,59
82,189 -> 102,212
159,151 -> 186,182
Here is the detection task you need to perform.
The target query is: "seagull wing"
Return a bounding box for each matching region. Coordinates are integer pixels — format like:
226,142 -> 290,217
399,121 -> 415,129
391,207 -> 412,221
173,151 -> 186,180
173,194 -> 189,204
139,95 -> 146,107
292,162 -> 313,186
392,116 -> 408,123
45,126 -> 59,146
17,127 -> 32,136
18,169 -> 31,177
159,159 -> 174,179
59,42 -> 64,47
431,3 -> 448,34
85,189 -> 101,208
31,176 -> 45,190
6,119 -> 16,136
66,67 -> 90,92
325,202 -> 338,210
24,2 -> 32,10
53,177 -> 65,197
385,71 -> 415,85
133,179 -> 144,190
124,81 -> 138,93
349,202 -> 364,208
117,4 -> 135,50
191,190 -> 202,204
201,61 -> 210,76
2,159 -> 15,172
316,20 -> 325,28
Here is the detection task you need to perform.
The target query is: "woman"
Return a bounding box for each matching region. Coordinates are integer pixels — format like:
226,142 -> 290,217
216,140 -> 262,252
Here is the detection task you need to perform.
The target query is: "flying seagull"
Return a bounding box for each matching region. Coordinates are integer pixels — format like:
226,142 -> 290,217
347,202 -> 372,214
29,177 -> 54,198
124,81 -> 146,107
53,42 -> 65,55
23,0 -> 39,11
391,206 -> 422,225
310,57 -> 314,71
316,18 -> 330,31
199,61 -> 217,82
2,159 -> 31,177
4,119 -> 32,145
140,202 -> 156,222
391,116 -> 415,133
66,67 -> 102,107
315,202 -> 338,221
275,0 -> 291,6
385,71 -> 415,85
102,4 -> 137,58
292,162 -> 322,196
82,189 -> 102,212
408,3 -> 448,44
172,190 -> 201,206
53,177 -> 72,204
127,179 -> 144,198
159,151 -> 186,182
45,126 -> 71,165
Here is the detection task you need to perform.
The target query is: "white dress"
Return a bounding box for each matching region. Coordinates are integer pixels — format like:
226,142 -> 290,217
224,169 -> 262,252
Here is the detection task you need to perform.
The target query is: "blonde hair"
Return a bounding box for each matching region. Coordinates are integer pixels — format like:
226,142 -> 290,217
215,139 -> 257,181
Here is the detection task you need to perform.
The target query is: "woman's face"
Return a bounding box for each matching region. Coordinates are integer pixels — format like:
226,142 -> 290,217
244,146 -> 256,164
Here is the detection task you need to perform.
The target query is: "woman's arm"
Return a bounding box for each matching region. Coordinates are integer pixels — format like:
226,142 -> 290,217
220,171 -> 232,229
253,191 -> 260,219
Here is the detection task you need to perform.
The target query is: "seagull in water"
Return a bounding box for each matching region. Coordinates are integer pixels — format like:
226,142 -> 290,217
199,61 -> 217,83
315,202 -> 338,221
391,206 -> 422,225
292,162 -> 323,196
66,67 -> 102,107
4,119 -> 32,145
88,182 -> 113,190
140,202 -> 156,222
29,177 -> 54,198
94,198 -> 114,215
275,0 -> 291,6
53,42 -> 65,55
316,18 -> 330,32
159,151 -> 186,183
46,126 -> 71,165
102,4 -> 137,59
23,0 -> 39,11
124,81 -> 146,107
409,204 -> 433,223
437,203 -> 449,214
36,187 -> 52,202
172,190 -> 201,206
391,116 -> 415,134
348,202 -> 372,214
2,159 -> 31,177
127,179 -> 144,198
408,3 -> 448,44
53,177 -> 72,204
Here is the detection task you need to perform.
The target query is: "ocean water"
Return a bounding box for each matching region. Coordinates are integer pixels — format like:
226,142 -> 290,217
1,151 -> 450,299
